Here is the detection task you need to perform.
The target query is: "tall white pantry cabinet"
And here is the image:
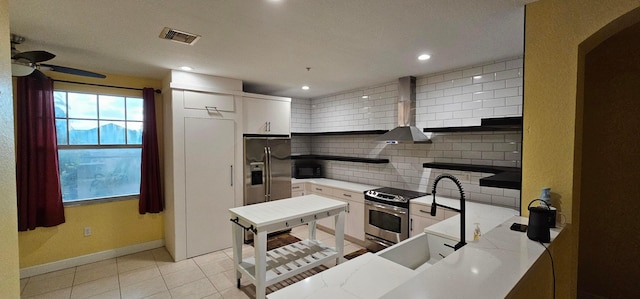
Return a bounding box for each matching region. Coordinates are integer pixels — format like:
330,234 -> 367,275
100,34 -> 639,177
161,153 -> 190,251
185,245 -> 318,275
162,71 -> 291,261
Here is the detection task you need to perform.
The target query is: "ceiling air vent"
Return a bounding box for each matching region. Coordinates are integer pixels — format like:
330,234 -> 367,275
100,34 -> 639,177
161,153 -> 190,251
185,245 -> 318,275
159,27 -> 201,45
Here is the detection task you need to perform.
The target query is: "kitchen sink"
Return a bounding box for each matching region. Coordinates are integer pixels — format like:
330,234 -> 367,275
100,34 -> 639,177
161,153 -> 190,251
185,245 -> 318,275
376,232 -> 452,271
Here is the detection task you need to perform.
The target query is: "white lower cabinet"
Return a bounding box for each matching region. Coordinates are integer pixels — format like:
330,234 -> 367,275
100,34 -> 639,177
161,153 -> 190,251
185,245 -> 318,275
291,183 -> 305,197
184,117 -> 235,258
309,184 -> 365,242
409,203 -> 444,237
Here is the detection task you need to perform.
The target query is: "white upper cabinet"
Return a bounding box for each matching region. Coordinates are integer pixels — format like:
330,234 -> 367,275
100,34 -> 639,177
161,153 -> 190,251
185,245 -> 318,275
243,96 -> 291,135
183,90 -> 235,112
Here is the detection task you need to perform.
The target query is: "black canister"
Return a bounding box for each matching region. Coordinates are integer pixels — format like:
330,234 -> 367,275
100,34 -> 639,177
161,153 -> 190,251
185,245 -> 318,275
527,199 -> 552,243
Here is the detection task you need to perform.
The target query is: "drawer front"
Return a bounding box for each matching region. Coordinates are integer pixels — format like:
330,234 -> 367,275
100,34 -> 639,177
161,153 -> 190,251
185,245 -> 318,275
331,188 -> 363,203
309,184 -> 334,197
291,183 -> 305,192
184,91 -> 235,112
410,203 -> 445,220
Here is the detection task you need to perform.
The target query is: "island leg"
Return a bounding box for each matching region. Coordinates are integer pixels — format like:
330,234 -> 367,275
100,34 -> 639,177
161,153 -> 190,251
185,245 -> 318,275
308,220 -> 316,241
255,230 -> 268,299
231,221 -> 243,288
334,211 -> 346,265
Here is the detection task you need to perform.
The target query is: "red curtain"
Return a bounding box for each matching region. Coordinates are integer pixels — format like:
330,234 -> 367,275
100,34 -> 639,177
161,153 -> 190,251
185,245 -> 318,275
16,73 -> 65,231
139,88 -> 163,214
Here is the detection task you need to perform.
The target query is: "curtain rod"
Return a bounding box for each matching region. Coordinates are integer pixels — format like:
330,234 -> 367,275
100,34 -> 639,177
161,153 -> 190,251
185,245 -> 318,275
53,79 -> 161,94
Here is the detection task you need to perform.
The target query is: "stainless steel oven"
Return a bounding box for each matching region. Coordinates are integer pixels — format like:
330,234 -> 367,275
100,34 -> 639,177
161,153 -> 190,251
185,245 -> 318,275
364,187 -> 427,252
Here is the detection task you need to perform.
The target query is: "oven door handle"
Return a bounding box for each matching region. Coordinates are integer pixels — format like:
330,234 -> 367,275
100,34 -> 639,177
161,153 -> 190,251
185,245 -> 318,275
365,201 -> 408,215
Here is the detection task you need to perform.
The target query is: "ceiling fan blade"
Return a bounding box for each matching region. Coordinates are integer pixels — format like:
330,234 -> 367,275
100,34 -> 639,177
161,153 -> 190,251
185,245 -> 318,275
40,64 -> 106,79
12,50 -> 56,63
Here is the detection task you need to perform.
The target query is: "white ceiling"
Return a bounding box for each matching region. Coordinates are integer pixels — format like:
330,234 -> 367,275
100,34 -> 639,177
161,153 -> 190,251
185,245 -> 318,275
9,0 -> 526,99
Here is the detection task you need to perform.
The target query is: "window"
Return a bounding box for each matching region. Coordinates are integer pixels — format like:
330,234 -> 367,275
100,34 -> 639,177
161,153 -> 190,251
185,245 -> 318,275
54,91 -> 143,203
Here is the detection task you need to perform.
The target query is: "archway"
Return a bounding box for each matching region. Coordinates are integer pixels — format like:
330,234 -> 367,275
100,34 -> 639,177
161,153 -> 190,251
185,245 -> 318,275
577,7 -> 640,298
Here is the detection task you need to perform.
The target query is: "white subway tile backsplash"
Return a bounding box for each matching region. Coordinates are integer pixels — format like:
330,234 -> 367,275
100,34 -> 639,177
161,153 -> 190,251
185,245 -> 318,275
483,62 -> 506,74
462,67 -> 484,77
297,58 -> 523,210
505,96 -> 523,106
472,108 -> 494,118
495,87 -> 519,98
472,75 -> 494,84
483,98 -> 506,108
495,69 -> 521,80
443,71 -> 463,81
462,84 -> 483,94
494,106 -> 519,116
462,100 -> 483,110
482,80 -> 506,91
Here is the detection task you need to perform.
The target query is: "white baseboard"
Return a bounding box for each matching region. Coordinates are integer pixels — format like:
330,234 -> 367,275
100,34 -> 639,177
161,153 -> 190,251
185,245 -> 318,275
20,239 -> 165,279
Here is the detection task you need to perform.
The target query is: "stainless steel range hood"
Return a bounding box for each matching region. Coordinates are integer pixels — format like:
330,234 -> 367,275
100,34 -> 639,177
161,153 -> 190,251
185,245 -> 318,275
376,76 -> 431,144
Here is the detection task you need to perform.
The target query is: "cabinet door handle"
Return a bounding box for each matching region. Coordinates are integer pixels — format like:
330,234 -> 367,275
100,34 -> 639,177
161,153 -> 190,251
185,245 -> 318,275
343,193 -> 351,198
292,186 -> 300,190
419,209 -> 430,214
230,165 -> 233,186
205,106 -> 220,114
410,218 -> 413,231
315,187 -> 322,191
346,202 -> 350,213
268,121 -> 271,132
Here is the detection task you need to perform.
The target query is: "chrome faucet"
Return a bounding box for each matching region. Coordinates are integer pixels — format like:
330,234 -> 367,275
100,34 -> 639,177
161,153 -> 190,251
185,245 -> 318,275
430,173 -> 466,251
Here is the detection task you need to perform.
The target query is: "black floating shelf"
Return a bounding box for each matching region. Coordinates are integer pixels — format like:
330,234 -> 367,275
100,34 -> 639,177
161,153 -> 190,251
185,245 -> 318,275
423,162 -> 521,190
423,116 -> 522,133
291,130 -> 388,136
292,154 -> 389,164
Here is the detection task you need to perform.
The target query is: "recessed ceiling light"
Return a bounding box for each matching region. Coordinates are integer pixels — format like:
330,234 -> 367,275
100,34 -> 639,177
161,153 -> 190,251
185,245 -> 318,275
362,95 -> 369,99
180,66 -> 193,71
473,75 -> 482,80
418,54 -> 431,61
301,86 -> 310,90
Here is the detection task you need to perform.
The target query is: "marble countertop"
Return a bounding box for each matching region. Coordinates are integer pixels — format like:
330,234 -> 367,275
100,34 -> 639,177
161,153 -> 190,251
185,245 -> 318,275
411,195 -> 519,242
291,178 -> 379,193
267,252 -> 415,299
380,216 -> 562,299
268,213 -> 563,299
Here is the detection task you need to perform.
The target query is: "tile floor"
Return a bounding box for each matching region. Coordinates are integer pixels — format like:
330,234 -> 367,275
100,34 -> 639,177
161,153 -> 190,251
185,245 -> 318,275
20,226 -> 365,299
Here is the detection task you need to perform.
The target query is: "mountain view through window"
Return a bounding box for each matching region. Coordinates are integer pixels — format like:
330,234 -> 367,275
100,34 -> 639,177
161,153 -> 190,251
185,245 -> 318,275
54,91 -> 143,202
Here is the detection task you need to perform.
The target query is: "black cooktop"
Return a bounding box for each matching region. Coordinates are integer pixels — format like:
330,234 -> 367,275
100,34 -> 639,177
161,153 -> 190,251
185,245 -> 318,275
368,187 -> 428,199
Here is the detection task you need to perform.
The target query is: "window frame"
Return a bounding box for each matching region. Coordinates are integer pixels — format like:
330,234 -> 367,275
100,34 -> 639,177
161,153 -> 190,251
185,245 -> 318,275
54,89 -> 144,206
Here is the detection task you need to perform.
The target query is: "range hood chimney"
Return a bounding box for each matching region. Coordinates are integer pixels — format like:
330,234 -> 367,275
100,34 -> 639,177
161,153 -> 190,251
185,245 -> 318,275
376,76 -> 431,144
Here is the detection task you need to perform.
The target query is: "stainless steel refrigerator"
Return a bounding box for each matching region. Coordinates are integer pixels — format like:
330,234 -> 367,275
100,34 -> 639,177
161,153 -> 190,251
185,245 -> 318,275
243,136 -> 292,242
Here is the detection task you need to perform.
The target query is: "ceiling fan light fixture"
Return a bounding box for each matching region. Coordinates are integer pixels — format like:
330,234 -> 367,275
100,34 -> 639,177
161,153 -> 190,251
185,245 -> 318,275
11,62 -> 35,76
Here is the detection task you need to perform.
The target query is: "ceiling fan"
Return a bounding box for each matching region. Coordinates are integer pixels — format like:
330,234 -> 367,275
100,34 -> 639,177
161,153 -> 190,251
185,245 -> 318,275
10,34 -> 106,79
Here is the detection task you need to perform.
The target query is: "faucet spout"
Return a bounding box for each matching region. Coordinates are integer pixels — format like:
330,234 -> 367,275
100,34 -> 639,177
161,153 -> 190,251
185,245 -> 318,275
430,174 -> 466,250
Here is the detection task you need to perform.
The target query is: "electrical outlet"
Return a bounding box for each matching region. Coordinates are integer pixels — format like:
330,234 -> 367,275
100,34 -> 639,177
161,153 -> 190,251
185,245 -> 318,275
84,227 -> 92,237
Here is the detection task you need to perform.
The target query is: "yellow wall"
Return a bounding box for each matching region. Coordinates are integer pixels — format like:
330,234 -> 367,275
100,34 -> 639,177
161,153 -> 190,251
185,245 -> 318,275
0,0 -> 21,296
517,0 -> 640,297
16,72 -> 166,268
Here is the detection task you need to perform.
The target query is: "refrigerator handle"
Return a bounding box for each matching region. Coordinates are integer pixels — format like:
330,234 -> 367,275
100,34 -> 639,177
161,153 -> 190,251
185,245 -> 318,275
230,165 -> 233,186
267,146 -> 273,201
264,146 -> 270,201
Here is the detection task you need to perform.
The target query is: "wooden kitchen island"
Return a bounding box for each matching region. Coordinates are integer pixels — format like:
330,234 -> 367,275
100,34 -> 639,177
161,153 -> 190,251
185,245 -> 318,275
229,194 -> 347,299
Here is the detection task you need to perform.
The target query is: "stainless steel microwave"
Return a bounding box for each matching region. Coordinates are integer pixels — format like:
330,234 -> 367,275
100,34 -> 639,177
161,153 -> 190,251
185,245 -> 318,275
294,163 -> 323,179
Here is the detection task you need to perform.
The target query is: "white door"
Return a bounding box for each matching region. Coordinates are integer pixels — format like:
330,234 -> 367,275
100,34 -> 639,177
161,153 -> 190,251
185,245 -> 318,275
185,117 -> 235,258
